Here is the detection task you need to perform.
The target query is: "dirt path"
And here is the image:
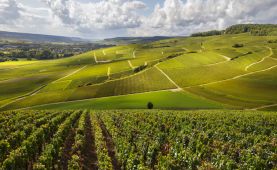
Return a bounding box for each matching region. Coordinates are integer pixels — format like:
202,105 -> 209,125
107,67 -> 111,78
53,65 -> 87,83
204,54 -> 230,67
155,65 -> 182,91
249,103 -> 277,110
245,47 -> 273,71
182,47 -> 190,52
182,64 -> 277,88
128,60 -> 135,69
205,60 -> 228,67
0,65 -> 87,109
94,52 -> 112,63
98,118 -> 120,170
94,52 -> 98,63
219,54 -> 231,61
82,114 -> 98,170
60,128 -> 76,170
0,84 -> 47,109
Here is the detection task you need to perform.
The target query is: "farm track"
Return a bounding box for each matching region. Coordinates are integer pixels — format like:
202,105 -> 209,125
245,47 -> 273,71
154,65 -> 224,105
155,65 -> 182,91
0,65 -> 87,109
205,54 -> 230,67
107,67 -> 111,78
250,103 -> 277,110
193,64 -> 277,87
128,60 -> 135,69
0,84 -> 47,109
182,47 -> 190,52
53,65 -> 88,83
82,113 -> 98,170
94,51 -> 112,63
98,118 -> 120,170
60,128 -> 76,170
219,54 -> 231,61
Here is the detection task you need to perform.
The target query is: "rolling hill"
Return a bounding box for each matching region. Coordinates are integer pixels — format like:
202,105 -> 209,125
0,29 -> 277,111
1,24 -> 277,170
0,31 -> 88,43
100,36 -> 177,45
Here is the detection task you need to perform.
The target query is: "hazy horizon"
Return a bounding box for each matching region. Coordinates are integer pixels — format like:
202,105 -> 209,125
0,0 -> 277,39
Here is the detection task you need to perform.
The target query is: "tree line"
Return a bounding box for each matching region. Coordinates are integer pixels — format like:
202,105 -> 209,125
191,24 -> 277,37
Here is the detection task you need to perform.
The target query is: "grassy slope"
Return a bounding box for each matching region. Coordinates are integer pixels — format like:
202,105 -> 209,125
1,33 -> 277,111
31,90 -> 223,110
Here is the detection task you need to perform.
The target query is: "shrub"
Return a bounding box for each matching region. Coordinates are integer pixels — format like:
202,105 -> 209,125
147,102 -> 154,109
268,40 -> 277,43
232,44 -> 244,48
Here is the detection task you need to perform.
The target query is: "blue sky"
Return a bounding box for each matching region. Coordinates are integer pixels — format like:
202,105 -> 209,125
0,0 -> 276,39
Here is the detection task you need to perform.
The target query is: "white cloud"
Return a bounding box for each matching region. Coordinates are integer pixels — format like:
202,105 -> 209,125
129,0 -> 277,36
43,0 -> 146,33
0,0 -> 21,24
0,0 -> 276,38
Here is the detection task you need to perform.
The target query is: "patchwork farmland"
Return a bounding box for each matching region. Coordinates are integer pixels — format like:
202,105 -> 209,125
0,33 -> 277,111
1,24 -> 277,170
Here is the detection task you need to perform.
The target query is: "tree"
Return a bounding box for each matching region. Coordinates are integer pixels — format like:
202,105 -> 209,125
147,102 -> 154,109
36,49 -> 54,60
232,44 -> 244,48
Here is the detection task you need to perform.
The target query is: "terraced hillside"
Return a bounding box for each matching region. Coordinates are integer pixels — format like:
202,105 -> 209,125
0,33 -> 277,110
1,110 -> 276,169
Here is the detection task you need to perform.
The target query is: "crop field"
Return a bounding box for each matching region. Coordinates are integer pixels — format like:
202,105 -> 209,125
0,110 -> 276,169
0,32 -> 277,111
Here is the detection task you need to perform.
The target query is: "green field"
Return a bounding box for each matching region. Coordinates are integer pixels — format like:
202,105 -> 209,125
0,32 -> 277,111
31,90 -> 224,110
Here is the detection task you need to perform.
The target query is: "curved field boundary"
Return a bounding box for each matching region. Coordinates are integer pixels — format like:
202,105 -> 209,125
94,52 -> 98,63
107,67 -> 111,78
0,65 -> 87,109
0,85 -> 47,109
53,65 -> 87,83
128,60 -> 135,69
182,47 -> 190,52
94,51 -> 112,63
204,54 -> 231,67
155,65 -> 182,91
245,47 -> 273,71
184,64 -> 277,88
249,103 -> 277,110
